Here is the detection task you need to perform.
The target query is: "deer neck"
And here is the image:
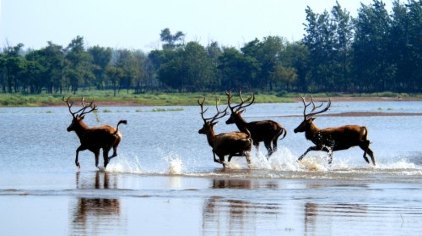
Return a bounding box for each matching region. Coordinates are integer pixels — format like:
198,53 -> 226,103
74,121 -> 90,138
234,115 -> 248,132
205,128 -> 216,147
305,122 -> 320,141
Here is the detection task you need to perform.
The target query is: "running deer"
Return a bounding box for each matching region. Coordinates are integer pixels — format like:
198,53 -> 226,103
64,97 -> 127,169
225,91 -> 287,157
198,97 -> 252,167
294,97 -> 375,165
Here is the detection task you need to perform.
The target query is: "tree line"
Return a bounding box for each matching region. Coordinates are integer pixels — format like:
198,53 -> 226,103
0,0 -> 420,95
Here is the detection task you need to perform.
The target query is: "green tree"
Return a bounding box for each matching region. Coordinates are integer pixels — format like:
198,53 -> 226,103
65,36 -> 94,94
2,43 -> 26,93
218,47 -> 259,90
157,42 -> 216,91
331,1 -> 353,91
160,28 -> 185,50
114,49 -> 141,93
37,42 -> 65,93
105,65 -> 123,96
88,46 -> 112,89
352,0 -> 394,92
282,42 -> 309,92
388,0 -> 422,92
24,50 -> 46,93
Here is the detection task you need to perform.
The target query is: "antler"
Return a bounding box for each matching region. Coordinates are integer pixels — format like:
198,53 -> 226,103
198,97 -> 209,123
225,90 -> 255,112
63,97 -> 97,118
78,98 -> 97,117
300,96 -> 331,119
198,97 -> 228,123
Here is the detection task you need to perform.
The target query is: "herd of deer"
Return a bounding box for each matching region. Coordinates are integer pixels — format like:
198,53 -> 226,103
64,92 -> 376,170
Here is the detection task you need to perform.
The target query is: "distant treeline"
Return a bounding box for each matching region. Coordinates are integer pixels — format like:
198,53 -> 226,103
0,0 -> 421,95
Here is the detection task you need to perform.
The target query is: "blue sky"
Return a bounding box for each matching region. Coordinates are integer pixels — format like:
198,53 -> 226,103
0,0 -> 392,51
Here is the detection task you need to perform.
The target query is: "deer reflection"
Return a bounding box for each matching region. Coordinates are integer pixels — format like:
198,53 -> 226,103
304,202 -> 368,234
203,178 -> 280,234
71,171 -> 123,235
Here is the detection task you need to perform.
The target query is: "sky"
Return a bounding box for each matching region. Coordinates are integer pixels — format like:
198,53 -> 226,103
0,0 -> 393,52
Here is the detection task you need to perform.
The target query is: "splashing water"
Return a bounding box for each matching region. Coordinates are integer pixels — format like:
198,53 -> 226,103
163,153 -> 183,175
103,148 -> 421,178
106,154 -> 143,174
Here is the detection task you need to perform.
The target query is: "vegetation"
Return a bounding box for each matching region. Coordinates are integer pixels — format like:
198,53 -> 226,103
0,91 -> 295,106
0,1 -> 420,100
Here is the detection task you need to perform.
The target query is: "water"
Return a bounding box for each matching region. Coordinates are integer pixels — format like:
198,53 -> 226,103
0,101 -> 421,235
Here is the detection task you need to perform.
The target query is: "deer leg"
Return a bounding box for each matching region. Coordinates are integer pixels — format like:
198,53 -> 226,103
367,148 -> 376,166
298,146 -> 320,161
326,148 -> 334,164
75,146 -> 86,168
360,142 -> 375,166
264,140 -> 273,158
254,143 -> 260,155
110,138 -> 121,159
245,152 -> 252,166
103,148 -> 110,168
212,152 -> 220,163
228,154 -> 233,162
320,146 -> 334,164
219,155 -> 227,168
272,139 -> 278,154
94,150 -> 100,168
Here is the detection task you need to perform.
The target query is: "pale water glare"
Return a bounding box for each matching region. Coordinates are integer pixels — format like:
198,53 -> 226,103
0,101 -> 421,235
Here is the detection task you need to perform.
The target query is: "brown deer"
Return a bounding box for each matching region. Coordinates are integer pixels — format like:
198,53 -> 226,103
64,97 -> 127,169
294,97 -> 375,165
225,91 -> 287,157
198,97 -> 252,167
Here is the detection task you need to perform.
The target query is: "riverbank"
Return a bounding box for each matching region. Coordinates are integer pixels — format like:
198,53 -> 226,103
0,91 -> 421,107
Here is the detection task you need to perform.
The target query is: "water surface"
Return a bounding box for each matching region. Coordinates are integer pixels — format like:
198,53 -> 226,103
0,101 -> 421,235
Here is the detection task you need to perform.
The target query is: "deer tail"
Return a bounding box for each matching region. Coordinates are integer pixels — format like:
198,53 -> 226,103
279,127 -> 287,140
114,120 -> 128,134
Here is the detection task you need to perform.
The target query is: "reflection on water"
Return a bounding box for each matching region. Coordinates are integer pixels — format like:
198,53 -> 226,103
71,172 -> 125,235
203,179 -> 281,235
304,202 -> 368,235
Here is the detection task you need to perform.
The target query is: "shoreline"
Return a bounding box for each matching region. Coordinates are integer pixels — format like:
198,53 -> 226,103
0,93 -> 421,107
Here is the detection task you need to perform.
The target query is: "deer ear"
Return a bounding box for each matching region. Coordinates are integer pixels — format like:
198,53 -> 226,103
239,109 -> 245,114
79,115 -> 85,120
311,117 -> 316,121
211,121 -> 218,126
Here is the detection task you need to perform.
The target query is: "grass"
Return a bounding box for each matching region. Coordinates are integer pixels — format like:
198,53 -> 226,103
0,90 -> 420,107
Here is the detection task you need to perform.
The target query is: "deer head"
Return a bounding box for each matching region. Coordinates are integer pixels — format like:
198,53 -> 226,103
63,97 -> 98,132
225,91 -> 255,124
198,97 -> 228,134
294,96 -> 331,133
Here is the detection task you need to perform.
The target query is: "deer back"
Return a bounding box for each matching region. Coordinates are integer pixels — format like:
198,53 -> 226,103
213,131 -> 252,155
318,125 -> 367,149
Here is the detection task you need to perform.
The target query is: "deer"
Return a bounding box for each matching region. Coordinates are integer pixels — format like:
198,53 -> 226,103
225,91 -> 287,157
64,97 -> 127,169
198,97 -> 252,167
294,96 -> 375,166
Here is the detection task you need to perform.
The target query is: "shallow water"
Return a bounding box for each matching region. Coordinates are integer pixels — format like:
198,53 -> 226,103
0,101 -> 421,235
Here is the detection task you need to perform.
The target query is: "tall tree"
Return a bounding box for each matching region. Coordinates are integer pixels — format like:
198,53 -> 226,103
352,0 -> 394,92
88,46 -> 112,89
38,42 -> 65,93
218,47 -> 259,90
331,1 -> 353,91
160,28 -> 185,50
388,0 -> 422,92
65,36 -> 94,93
